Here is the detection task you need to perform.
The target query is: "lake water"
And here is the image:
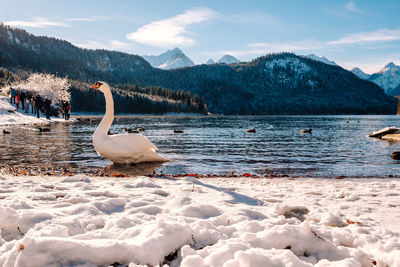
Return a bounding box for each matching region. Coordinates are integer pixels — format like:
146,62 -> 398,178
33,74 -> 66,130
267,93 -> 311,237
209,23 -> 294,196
1,115 -> 400,177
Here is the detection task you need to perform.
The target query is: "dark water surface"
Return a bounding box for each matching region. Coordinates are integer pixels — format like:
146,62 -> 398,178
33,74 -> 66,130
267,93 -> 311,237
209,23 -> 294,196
1,115 -> 400,177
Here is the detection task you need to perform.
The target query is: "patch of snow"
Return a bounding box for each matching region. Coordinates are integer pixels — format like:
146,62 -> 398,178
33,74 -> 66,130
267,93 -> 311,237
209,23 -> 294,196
0,176 -> 398,266
351,67 -> 370,80
0,97 -> 69,126
265,58 -> 312,74
217,55 -> 240,64
369,62 -> 400,93
305,54 -> 337,66
143,48 -> 195,70
206,59 -> 215,65
61,174 -> 91,183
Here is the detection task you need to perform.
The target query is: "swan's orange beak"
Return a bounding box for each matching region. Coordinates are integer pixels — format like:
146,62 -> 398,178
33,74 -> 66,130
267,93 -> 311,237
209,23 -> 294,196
91,82 -> 100,89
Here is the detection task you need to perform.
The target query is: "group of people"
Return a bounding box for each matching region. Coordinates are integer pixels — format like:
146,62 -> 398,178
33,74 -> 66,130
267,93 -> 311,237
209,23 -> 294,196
60,101 -> 71,120
9,87 -> 70,120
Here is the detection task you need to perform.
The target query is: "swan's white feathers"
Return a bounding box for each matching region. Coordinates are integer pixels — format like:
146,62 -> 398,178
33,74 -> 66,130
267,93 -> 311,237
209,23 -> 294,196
91,82 -> 167,163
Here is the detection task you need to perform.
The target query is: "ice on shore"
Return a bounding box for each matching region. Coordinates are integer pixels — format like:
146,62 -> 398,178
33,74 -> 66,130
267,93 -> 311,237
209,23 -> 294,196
0,175 -> 399,266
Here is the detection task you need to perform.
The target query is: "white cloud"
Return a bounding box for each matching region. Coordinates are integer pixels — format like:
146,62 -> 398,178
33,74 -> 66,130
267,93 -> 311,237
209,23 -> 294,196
206,27 -> 400,61
74,40 -> 130,50
344,1 -> 364,14
110,40 -> 130,48
204,40 -> 323,60
248,40 -> 323,53
67,17 -> 102,22
3,17 -> 69,28
328,28 -> 400,45
126,8 -> 217,47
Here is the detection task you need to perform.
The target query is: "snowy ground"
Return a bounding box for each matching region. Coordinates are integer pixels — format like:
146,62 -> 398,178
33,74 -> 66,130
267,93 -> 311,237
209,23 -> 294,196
0,97 -> 67,126
0,175 -> 399,267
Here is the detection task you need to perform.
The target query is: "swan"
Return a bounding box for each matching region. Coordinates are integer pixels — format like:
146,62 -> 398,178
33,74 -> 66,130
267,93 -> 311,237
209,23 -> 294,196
91,81 -> 167,163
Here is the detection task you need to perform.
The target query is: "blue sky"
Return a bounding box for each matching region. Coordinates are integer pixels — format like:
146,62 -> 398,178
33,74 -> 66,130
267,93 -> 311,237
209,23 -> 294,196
1,0 -> 399,73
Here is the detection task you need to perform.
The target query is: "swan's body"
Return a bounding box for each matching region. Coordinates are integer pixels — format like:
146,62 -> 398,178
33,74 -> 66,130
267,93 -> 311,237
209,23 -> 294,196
91,81 -> 167,163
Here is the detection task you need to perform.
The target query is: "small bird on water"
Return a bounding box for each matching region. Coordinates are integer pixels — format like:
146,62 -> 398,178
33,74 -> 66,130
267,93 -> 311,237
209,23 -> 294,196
38,127 -> 51,132
300,128 -> 312,134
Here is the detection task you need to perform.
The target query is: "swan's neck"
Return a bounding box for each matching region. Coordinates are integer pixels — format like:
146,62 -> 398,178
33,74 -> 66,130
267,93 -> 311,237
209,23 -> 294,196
95,88 -> 114,136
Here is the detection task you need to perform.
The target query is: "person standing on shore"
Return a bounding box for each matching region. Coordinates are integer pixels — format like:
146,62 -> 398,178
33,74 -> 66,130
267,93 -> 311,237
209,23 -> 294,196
25,95 -> 30,113
34,95 -> 42,118
65,102 -> 70,120
15,92 -> 20,109
44,98 -> 51,120
10,87 -> 16,104
61,101 -> 65,119
20,91 -> 25,111
31,95 -> 36,114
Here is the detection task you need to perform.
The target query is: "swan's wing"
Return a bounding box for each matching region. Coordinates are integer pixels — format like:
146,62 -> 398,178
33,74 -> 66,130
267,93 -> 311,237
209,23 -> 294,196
93,133 -> 167,163
109,134 -> 158,152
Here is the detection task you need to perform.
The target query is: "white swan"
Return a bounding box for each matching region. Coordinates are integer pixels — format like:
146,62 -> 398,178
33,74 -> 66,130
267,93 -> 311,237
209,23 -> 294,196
91,81 -> 168,163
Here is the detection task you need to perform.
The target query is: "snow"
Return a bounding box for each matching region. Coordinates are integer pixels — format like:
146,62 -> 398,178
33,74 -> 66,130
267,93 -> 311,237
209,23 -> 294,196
371,62 -> 400,93
0,175 -> 399,266
0,97 -> 67,126
305,54 -> 337,66
350,62 -> 400,93
217,55 -> 240,64
351,67 -> 370,80
265,58 -> 312,74
142,48 -> 195,70
206,59 -> 215,65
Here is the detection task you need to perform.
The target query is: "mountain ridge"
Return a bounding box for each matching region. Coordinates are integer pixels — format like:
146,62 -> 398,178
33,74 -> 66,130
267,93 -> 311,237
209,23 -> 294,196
142,47 -> 195,69
305,54 -> 337,66
217,55 -> 240,64
0,24 -> 396,115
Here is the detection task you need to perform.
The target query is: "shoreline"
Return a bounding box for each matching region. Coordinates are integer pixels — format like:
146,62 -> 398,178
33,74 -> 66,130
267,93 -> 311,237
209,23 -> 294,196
0,174 -> 399,266
0,96 -> 72,126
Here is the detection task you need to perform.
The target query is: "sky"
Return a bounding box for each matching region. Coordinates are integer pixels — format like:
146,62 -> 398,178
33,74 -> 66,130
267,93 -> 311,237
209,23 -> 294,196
0,0 -> 399,73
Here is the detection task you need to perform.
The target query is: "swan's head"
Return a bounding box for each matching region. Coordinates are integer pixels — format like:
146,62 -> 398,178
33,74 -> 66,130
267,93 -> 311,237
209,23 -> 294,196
90,81 -> 110,93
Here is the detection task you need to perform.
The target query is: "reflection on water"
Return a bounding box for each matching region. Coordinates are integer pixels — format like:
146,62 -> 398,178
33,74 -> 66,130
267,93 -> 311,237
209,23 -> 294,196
1,115 -> 400,177
99,162 -> 165,177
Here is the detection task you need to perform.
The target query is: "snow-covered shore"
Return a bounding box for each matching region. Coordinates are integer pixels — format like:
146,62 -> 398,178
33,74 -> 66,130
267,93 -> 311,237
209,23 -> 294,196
0,175 -> 399,266
0,97 -> 67,126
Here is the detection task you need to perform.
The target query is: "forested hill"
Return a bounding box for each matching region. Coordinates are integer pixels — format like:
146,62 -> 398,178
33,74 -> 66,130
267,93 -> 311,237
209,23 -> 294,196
0,24 -> 397,114
159,54 -> 397,114
0,67 -> 207,114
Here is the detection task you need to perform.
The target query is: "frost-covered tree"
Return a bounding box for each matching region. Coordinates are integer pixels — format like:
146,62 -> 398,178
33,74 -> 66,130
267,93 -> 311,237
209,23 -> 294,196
12,73 -> 70,102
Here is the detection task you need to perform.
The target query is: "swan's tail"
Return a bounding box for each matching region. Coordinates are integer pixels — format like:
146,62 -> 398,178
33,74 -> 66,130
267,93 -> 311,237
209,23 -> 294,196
135,149 -> 169,163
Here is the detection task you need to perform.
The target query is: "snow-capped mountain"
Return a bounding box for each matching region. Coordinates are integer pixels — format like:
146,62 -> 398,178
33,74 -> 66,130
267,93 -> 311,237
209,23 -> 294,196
351,67 -> 370,80
206,59 -> 215,64
217,55 -> 240,64
368,63 -> 400,95
305,54 -> 337,66
142,48 -> 195,70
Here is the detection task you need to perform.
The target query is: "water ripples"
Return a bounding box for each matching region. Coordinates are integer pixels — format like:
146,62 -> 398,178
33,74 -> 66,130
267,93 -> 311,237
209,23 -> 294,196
1,115 -> 400,177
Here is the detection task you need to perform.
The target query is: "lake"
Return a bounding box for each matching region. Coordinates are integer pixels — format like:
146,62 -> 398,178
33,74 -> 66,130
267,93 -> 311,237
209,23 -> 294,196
1,115 -> 400,177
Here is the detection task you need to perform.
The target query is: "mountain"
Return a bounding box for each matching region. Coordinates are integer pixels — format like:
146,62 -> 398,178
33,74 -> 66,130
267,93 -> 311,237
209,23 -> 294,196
159,54 -> 396,114
351,67 -> 370,80
206,59 -> 215,64
217,55 -> 240,64
0,24 -> 155,83
0,24 -> 396,115
367,63 -> 400,95
305,54 -> 337,66
142,48 -> 195,69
